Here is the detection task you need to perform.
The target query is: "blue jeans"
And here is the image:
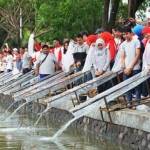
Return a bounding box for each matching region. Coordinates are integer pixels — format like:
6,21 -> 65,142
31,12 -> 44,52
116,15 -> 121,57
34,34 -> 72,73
84,72 -> 93,82
123,70 -> 141,103
39,74 -> 49,80
7,69 -> 12,72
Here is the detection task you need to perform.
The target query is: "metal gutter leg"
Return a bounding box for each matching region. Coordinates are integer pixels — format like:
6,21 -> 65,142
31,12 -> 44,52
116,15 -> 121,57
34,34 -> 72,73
104,97 -> 112,123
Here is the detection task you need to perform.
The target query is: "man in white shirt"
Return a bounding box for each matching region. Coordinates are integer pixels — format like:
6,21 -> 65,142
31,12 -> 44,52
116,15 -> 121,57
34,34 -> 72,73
72,33 -> 89,72
121,27 -> 141,107
35,45 -> 57,79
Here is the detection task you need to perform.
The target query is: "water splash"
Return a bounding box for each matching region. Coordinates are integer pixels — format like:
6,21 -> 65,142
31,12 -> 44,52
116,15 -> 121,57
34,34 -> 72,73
4,101 -> 29,121
52,117 -> 78,140
34,108 -> 50,127
51,101 -> 100,140
4,101 -> 17,113
0,127 -> 46,133
4,99 -> 24,114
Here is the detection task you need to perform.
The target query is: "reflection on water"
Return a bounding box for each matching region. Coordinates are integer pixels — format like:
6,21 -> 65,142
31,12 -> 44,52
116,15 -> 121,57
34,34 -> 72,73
0,110 -> 128,150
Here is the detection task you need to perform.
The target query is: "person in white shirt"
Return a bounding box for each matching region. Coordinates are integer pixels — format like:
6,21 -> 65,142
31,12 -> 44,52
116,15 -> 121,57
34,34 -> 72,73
32,50 -> 41,69
2,51 -> 7,72
83,38 -> 110,76
72,34 -> 89,72
112,27 -> 125,72
142,31 -> 150,72
12,48 -> 21,75
62,39 -> 77,73
121,27 -> 141,106
83,38 -> 110,92
20,47 -> 32,74
35,45 -> 57,79
6,50 -> 13,72
61,40 -> 72,72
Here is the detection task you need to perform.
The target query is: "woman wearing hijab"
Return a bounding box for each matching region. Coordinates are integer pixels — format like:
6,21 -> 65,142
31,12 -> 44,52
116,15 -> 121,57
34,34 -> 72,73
99,32 -> 116,66
83,38 -> 111,93
83,38 -> 110,76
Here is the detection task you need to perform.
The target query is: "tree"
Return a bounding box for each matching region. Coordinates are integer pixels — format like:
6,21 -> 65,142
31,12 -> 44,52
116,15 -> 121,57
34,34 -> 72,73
102,0 -> 121,30
0,0 -> 35,47
128,0 -> 145,18
108,0 -> 121,29
35,0 -> 103,42
0,0 -> 149,47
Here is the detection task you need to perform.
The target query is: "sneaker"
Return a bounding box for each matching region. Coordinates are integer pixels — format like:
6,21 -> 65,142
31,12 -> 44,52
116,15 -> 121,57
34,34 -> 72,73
132,94 -> 136,98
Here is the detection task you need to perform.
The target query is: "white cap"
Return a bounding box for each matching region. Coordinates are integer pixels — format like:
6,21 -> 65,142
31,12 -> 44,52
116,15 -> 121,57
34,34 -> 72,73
13,48 -> 18,51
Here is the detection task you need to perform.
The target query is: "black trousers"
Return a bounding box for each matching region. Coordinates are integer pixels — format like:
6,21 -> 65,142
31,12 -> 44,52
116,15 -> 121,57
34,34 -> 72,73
22,68 -> 31,74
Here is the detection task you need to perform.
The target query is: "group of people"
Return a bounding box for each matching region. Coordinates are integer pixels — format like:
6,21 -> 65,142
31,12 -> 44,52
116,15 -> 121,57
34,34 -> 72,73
0,46 -> 32,75
1,17 -> 150,108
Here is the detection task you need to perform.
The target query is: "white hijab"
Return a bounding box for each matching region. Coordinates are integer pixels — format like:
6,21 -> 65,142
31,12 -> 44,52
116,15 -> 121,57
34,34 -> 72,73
82,38 -> 106,73
95,38 -> 105,51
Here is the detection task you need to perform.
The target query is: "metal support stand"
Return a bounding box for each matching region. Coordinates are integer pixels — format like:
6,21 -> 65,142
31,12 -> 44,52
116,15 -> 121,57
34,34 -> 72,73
104,97 -> 112,123
99,107 -> 104,122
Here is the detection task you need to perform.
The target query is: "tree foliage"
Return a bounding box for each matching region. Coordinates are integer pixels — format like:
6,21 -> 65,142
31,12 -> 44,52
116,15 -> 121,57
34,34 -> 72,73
0,0 -> 148,47
0,0 -> 35,47
35,0 -> 103,41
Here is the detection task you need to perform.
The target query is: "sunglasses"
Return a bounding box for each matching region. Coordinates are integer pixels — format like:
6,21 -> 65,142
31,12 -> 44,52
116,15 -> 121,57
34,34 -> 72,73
98,43 -> 103,46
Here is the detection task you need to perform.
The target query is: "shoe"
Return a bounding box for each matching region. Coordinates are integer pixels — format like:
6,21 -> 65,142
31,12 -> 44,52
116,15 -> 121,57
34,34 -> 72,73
132,94 -> 136,98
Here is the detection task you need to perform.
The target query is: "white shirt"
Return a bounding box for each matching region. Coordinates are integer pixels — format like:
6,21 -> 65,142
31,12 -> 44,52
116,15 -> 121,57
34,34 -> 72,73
54,46 -> 62,62
32,51 -> 41,68
121,39 -> 141,70
0,58 -> 5,72
36,53 -> 56,75
61,47 -> 74,72
22,52 -> 31,69
61,40 -> 76,72
83,45 -> 110,72
2,56 -> 7,71
112,43 -> 123,72
143,40 -> 150,70
6,54 -> 13,70
12,55 -> 20,74
73,43 -> 89,54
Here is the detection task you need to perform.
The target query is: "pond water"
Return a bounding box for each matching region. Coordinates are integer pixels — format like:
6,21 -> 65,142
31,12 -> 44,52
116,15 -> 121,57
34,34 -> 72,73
0,109 -> 128,150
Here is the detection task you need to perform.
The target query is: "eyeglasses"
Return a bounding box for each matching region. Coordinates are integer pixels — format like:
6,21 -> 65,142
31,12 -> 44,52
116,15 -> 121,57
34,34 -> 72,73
98,44 -> 103,46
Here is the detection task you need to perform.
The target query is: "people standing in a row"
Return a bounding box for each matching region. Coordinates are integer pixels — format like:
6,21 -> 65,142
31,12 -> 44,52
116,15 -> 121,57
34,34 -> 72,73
1,17 -> 150,109
0,47 -> 32,75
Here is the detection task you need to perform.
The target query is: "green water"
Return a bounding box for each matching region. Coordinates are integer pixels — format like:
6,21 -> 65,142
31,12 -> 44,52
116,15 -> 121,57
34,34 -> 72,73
0,111 -> 128,150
